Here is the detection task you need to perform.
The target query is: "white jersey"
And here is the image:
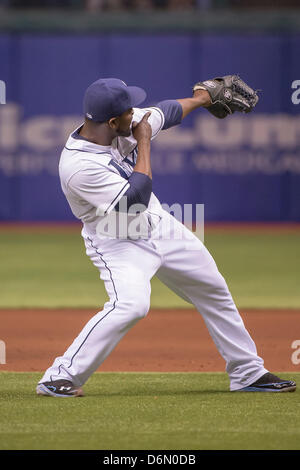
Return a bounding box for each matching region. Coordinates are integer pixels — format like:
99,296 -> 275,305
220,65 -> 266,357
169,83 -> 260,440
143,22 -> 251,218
41,101 -> 269,395
59,107 -> 165,238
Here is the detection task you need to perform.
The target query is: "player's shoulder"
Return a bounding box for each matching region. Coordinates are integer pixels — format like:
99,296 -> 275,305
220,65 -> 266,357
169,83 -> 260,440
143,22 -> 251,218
60,128 -> 112,185
60,144 -> 111,171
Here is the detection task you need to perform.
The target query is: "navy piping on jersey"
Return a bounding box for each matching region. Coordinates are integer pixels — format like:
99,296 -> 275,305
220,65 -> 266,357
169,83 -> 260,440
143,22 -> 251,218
53,237 -> 118,381
109,159 -> 129,180
123,156 -> 135,168
64,145 -> 110,155
71,127 -> 91,142
104,181 -> 129,215
123,146 -> 137,165
149,107 -> 164,138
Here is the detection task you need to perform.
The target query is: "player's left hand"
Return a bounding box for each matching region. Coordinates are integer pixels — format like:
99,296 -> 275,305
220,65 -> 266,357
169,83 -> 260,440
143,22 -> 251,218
193,75 -> 259,119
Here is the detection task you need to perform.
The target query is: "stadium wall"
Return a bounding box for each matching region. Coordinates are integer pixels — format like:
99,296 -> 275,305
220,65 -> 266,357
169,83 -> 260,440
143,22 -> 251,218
0,33 -> 299,221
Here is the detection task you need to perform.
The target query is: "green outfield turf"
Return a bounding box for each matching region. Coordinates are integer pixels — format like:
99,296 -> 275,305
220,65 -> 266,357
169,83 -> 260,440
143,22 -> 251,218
0,372 -> 299,450
0,228 -> 299,309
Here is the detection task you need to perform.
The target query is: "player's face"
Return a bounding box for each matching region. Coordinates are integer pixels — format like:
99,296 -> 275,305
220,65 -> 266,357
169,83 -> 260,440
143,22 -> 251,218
115,108 -> 134,137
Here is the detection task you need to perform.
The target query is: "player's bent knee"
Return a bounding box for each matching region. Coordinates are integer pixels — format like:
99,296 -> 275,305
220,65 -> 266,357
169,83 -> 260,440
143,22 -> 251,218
120,295 -> 150,321
130,297 -> 150,319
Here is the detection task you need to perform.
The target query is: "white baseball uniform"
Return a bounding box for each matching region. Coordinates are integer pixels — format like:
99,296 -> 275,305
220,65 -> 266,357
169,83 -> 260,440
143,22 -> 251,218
39,106 -> 267,391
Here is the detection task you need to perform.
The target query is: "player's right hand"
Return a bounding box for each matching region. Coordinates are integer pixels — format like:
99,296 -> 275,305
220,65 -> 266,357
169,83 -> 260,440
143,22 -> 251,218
132,112 -> 152,142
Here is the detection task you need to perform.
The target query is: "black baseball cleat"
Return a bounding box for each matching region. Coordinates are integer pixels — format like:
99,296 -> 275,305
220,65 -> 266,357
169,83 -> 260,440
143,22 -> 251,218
236,372 -> 296,392
36,379 -> 84,397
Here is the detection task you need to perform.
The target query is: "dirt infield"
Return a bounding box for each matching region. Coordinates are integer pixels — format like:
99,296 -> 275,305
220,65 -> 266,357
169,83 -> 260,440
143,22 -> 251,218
1,308 -> 299,373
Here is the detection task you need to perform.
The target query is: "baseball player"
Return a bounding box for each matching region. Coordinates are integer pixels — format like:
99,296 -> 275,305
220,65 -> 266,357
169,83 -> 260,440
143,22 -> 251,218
36,77 -> 296,397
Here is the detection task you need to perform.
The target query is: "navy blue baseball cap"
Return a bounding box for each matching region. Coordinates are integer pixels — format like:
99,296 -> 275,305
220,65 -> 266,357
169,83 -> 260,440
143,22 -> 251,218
83,78 -> 147,123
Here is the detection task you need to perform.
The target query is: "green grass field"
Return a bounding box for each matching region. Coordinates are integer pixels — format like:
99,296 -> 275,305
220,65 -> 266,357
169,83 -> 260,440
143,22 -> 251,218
1,226 -> 299,450
0,228 -> 299,308
0,372 -> 299,450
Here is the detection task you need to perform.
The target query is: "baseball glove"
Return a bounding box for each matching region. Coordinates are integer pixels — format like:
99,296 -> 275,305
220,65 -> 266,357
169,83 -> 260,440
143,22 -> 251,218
193,74 -> 259,119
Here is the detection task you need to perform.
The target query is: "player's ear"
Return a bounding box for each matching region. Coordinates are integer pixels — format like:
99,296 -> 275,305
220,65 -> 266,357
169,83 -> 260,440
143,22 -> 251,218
108,116 -> 119,130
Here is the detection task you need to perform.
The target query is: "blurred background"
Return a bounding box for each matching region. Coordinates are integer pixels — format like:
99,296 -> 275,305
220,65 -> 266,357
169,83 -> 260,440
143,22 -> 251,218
0,0 -> 300,222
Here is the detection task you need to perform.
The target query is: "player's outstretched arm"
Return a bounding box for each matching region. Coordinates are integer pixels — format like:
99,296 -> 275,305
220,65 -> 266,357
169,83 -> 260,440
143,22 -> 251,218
157,75 -> 259,124
176,89 -> 211,119
155,89 -> 211,131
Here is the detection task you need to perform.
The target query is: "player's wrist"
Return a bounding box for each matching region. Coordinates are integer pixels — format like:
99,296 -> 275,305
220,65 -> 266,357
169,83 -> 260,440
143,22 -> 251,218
136,136 -> 151,145
192,89 -> 211,107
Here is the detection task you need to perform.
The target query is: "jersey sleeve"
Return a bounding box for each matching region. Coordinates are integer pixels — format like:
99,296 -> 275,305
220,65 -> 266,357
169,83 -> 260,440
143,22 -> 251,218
155,100 -> 183,129
132,107 -> 165,140
67,166 -> 130,216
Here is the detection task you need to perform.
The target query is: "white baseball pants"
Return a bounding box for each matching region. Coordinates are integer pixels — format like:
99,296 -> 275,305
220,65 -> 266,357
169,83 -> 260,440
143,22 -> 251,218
40,211 -> 267,391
